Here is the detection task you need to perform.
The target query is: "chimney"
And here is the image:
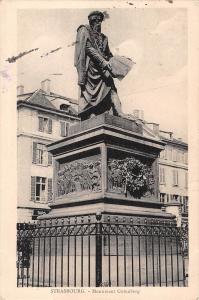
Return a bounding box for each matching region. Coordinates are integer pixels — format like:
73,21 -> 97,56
133,109 -> 144,120
41,79 -> 51,94
17,85 -> 24,95
147,122 -> 159,135
159,130 -> 173,140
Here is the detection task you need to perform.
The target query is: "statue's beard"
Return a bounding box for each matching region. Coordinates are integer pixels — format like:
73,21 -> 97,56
92,23 -> 101,33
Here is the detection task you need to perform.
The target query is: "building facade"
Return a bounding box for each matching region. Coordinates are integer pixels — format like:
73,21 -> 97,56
17,80 -> 79,222
158,130 -> 188,223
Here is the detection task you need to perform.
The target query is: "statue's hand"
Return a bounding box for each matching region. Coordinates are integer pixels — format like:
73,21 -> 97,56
105,62 -> 112,71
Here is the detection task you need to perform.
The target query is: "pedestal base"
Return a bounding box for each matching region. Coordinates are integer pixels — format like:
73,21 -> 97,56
39,193 -> 175,224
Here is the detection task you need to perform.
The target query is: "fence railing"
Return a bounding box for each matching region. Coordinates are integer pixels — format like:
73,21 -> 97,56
17,215 -> 188,287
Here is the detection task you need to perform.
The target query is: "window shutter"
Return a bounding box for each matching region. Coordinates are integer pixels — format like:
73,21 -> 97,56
164,148 -> 168,159
32,142 -> 37,163
173,170 -> 178,185
48,118 -> 52,134
185,172 -> 188,188
173,170 -> 175,185
167,194 -> 170,202
48,178 -> 53,202
65,123 -> 69,137
60,121 -> 65,137
159,167 -> 165,184
162,168 -> 165,183
159,167 -> 162,183
38,117 -> 43,132
31,176 -> 36,201
48,152 -> 53,165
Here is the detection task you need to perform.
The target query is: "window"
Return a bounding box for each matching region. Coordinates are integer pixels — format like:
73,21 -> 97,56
60,104 -> 69,111
160,193 -> 166,203
32,142 -> 52,166
60,121 -> 69,137
33,143 -> 47,165
38,116 -> 52,133
173,169 -> 179,186
159,167 -> 165,184
31,177 -> 52,203
173,194 -> 179,201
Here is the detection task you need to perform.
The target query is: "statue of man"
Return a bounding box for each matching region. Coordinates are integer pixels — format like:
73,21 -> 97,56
74,10 -> 124,120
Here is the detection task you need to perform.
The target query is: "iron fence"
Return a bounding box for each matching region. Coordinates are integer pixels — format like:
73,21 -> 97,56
17,215 -> 188,287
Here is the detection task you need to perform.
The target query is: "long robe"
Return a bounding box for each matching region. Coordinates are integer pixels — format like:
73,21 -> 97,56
74,25 -> 116,119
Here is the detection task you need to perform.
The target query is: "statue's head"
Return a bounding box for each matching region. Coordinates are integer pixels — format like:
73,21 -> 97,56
88,11 -> 104,32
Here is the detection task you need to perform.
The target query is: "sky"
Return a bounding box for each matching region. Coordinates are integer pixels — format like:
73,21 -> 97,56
16,7 -> 187,141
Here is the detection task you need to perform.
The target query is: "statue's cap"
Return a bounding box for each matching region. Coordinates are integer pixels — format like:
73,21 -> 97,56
88,10 -> 104,21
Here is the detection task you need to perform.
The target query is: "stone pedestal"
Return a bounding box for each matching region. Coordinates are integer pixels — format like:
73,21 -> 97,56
39,113 -> 175,223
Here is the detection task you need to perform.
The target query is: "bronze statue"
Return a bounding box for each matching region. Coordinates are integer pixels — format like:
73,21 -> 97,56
74,10 -> 125,120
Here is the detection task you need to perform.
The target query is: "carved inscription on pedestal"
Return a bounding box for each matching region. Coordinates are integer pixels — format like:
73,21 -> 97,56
57,159 -> 101,196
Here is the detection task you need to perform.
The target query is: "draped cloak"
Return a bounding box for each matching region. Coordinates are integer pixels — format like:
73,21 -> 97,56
74,25 -> 116,118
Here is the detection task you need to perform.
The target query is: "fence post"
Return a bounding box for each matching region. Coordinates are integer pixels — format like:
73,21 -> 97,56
181,223 -> 188,286
95,212 -> 102,287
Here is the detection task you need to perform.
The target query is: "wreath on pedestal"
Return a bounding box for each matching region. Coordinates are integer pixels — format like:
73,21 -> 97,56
108,157 -> 154,198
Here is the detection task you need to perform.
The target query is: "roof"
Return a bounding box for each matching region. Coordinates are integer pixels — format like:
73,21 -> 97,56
26,89 -> 57,110
17,89 -> 78,105
17,89 -> 79,118
160,136 -> 188,148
